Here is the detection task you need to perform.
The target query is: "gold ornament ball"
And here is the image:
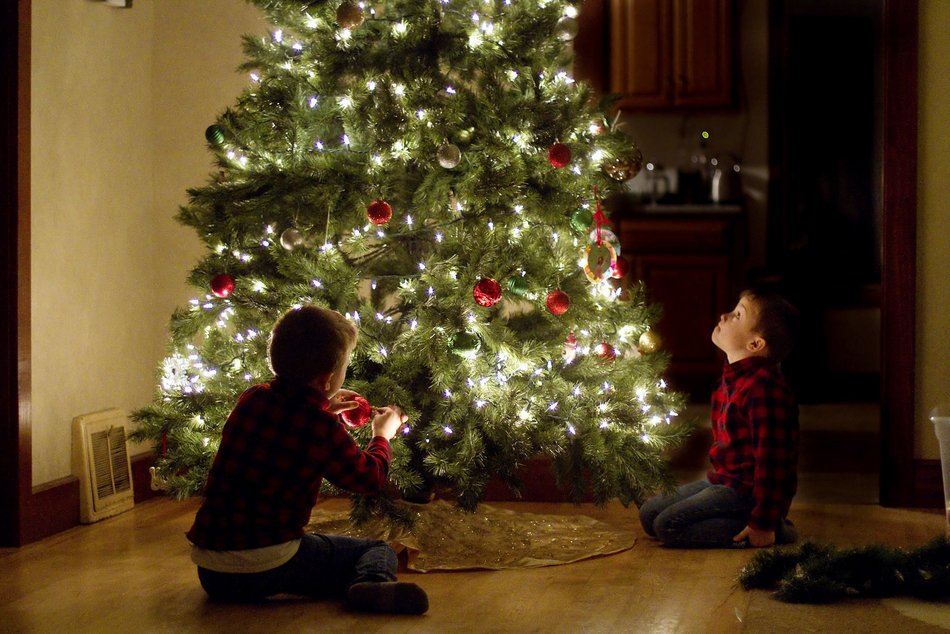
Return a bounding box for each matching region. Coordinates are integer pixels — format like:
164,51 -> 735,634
604,148 -> 644,182
336,2 -> 364,29
638,330 -> 662,354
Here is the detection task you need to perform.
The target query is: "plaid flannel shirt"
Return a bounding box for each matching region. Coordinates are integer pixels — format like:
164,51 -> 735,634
707,356 -> 799,531
186,378 -> 392,550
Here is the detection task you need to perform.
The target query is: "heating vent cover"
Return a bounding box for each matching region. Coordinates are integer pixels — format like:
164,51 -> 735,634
72,408 -> 135,523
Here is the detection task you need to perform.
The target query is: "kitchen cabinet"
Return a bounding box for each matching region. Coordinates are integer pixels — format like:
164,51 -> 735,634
616,211 -> 741,398
607,0 -> 734,109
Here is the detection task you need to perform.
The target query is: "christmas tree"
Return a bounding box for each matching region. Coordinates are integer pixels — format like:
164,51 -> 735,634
132,0 -> 689,520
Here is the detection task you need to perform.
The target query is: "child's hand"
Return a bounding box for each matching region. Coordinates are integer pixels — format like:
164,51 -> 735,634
733,525 -> 775,548
371,405 -> 409,440
327,389 -> 362,415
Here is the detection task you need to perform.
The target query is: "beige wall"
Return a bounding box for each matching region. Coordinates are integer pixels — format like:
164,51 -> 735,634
916,0 -> 950,460
30,0 -> 265,484
28,1 -> 948,485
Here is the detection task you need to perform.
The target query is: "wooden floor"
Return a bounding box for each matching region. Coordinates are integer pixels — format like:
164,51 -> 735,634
1,495 -> 947,633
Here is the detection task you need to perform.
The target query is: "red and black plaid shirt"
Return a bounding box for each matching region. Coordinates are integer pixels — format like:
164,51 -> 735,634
186,379 -> 392,550
707,356 -> 798,531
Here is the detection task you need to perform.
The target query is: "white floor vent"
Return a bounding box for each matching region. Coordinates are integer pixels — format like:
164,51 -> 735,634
72,408 -> 135,523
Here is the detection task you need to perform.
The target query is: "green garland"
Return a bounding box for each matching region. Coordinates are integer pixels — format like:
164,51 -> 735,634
739,536 -> 950,603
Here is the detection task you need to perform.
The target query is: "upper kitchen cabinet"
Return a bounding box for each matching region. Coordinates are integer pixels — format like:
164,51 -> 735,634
578,0 -> 735,109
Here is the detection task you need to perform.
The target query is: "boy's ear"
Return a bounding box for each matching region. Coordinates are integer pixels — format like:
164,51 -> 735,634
312,371 -> 333,392
747,336 -> 767,354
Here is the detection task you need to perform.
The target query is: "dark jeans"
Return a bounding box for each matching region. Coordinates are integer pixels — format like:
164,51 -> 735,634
638,479 -> 754,548
197,533 -> 397,602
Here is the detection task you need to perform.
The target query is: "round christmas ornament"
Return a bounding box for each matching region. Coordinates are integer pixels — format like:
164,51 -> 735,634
210,273 -> 235,298
564,331 -> 578,363
604,148 -> 644,181
473,277 -> 503,307
545,289 -> 571,315
437,142 -> 462,169
547,142 -> 572,168
205,124 -> 225,146
280,228 -> 306,250
506,276 -> 529,297
589,227 -> 621,256
340,395 -> 372,428
594,341 -> 617,361
638,330 -> 662,354
367,199 -> 393,225
555,15 -> 579,41
611,256 -> 629,279
336,2 -> 364,29
570,208 -> 594,233
449,331 -> 481,356
583,241 -> 617,283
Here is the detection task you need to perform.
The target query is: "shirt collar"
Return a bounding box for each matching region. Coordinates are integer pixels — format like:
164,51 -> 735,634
722,355 -> 774,381
270,377 -> 330,411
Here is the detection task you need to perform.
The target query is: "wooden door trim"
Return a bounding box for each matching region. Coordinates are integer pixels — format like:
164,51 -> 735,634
1,0 -> 30,547
879,0 -> 918,506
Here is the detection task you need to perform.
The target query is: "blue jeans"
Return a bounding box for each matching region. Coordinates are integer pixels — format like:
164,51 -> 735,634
197,534 -> 397,602
638,480 -> 754,548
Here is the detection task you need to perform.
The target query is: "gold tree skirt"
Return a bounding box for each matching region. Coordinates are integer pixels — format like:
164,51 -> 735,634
306,500 -> 636,572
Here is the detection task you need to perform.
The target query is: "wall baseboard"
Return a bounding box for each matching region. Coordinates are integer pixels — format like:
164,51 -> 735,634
913,459 -> 946,508
17,452 -> 160,545
23,475 -> 79,543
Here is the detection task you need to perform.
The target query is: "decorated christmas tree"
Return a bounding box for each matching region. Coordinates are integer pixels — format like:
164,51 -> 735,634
132,0 -> 689,521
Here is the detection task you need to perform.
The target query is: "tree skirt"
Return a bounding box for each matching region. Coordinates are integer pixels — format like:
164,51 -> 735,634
306,500 -> 636,572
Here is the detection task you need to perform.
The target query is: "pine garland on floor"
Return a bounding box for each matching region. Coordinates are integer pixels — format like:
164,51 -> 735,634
738,537 -> 950,603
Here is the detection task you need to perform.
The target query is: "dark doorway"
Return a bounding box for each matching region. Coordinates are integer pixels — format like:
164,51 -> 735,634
768,0 -> 883,403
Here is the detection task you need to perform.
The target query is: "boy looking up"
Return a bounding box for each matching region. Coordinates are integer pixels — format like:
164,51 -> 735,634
639,290 -> 800,548
186,305 -> 428,614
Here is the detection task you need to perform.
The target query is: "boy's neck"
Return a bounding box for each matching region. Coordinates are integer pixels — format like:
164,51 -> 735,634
726,349 -> 770,365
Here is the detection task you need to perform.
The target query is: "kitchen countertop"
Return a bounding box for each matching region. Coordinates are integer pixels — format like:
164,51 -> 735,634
602,193 -> 743,217
632,203 -> 743,215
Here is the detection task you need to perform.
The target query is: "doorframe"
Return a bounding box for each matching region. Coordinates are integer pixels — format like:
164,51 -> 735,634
878,0 -> 918,507
1,0 -> 29,547
0,0 -> 922,546
768,0 -> 918,507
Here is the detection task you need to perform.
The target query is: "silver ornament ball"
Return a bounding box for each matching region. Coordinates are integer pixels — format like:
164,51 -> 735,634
556,16 -> 579,41
437,142 -> 462,169
280,228 -> 306,250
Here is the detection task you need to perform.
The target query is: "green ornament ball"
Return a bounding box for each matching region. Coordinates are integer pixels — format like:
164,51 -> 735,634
506,276 -> 530,297
449,331 -> 481,356
205,124 -> 225,145
570,208 -> 594,233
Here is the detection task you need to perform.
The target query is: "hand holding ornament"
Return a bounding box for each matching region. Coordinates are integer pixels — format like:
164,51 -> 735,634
371,405 -> 409,440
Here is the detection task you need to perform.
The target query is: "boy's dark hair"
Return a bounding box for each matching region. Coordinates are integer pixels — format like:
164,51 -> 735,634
741,289 -> 799,362
268,305 -> 358,382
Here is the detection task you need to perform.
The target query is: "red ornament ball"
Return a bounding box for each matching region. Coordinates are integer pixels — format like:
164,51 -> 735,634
545,289 -> 571,315
547,142 -> 572,168
611,257 -> 630,279
210,273 -> 235,298
340,396 -> 372,428
473,277 -> 503,307
594,341 -> 617,361
367,199 -> 393,225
